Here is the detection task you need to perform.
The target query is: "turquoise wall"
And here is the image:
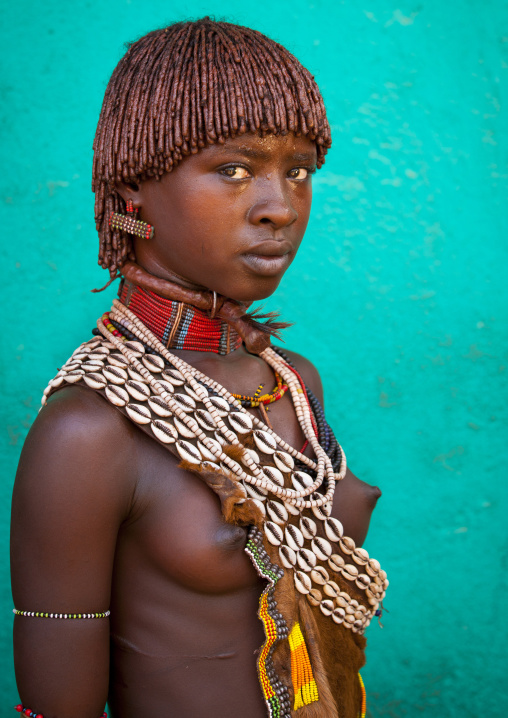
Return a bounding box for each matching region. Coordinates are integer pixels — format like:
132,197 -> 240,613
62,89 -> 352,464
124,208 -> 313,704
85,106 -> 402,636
2,1 -> 507,715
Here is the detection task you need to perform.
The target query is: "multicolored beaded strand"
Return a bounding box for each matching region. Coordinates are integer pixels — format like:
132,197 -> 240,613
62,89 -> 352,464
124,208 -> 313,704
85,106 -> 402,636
13,610 -> 110,619
15,707 -> 107,718
245,526 -> 291,718
358,673 -> 367,718
117,280 -> 242,354
232,372 -> 288,408
288,622 -> 319,710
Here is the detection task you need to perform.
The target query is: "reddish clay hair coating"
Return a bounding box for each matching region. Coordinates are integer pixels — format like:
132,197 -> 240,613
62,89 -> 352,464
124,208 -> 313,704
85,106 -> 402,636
92,17 -> 332,278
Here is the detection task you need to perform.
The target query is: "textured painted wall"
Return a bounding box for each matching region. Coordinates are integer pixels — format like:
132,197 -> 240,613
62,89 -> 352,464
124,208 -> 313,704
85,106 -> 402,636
2,1 -> 507,715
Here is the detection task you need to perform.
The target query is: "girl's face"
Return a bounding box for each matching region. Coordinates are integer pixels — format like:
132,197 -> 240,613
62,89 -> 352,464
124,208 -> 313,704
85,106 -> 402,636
120,132 -> 317,303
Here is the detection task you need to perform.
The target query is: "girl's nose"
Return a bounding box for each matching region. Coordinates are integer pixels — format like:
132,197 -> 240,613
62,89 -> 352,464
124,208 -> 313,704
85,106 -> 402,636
247,183 -> 298,229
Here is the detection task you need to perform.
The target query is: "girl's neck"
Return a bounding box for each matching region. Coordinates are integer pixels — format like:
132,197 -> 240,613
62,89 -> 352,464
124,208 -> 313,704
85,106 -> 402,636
118,279 -> 242,355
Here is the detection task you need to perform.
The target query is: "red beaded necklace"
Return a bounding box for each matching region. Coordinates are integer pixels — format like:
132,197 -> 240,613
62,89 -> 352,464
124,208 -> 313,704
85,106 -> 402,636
118,280 -> 242,355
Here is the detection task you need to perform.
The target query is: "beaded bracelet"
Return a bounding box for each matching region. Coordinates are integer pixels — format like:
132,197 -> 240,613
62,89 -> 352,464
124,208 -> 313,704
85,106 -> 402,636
13,609 -> 110,619
15,706 -> 107,718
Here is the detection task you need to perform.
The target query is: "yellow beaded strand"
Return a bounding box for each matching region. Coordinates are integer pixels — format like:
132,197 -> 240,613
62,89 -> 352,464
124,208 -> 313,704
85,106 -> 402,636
288,622 -> 319,710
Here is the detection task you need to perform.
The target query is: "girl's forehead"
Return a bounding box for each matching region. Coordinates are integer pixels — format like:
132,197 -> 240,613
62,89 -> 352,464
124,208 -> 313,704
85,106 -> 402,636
200,132 -> 318,160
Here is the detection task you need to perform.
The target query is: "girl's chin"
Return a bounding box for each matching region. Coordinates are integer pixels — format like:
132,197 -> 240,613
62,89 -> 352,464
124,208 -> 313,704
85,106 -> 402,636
221,277 -> 284,305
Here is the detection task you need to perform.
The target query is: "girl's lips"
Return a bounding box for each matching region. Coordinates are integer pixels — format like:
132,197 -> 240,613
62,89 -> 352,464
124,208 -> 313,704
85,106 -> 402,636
241,252 -> 292,276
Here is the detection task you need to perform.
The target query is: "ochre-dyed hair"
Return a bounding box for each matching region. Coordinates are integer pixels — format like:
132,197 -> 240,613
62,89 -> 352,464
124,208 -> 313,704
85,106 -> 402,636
92,17 -> 332,278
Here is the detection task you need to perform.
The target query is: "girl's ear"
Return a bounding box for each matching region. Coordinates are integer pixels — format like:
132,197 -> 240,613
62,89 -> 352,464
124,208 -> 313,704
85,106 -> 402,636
115,180 -> 142,210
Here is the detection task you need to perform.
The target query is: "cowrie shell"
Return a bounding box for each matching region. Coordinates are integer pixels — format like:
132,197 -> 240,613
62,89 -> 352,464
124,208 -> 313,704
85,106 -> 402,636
105,384 -> 129,407
162,367 -> 185,385
62,361 -> 81,372
292,470 -> 314,488
125,403 -> 151,424
148,396 -> 172,417
324,517 -> 344,542
356,574 -> 371,590
50,376 -> 64,388
250,498 -> 266,517
242,448 -> 260,467
353,547 -> 370,565
312,501 -> 332,520
279,545 -> 297,569
245,483 -> 268,500
228,412 -> 253,433
151,420 -> 177,444
328,554 -> 345,573
266,500 -> 288,525
90,344 -> 110,355
366,558 -> 381,576
312,537 -> 333,561
262,465 -> 284,487
264,521 -> 284,546
103,366 -> 128,385
63,370 -> 85,383
343,564 -> 359,580
174,416 -> 196,439
332,607 -> 346,624
320,599 -> 334,616
175,440 -> 202,464
253,430 -> 277,455
125,380 -> 150,402
197,440 -> 218,462
214,431 -> 227,446
199,437 -> 222,460
82,360 -> 105,371
284,501 -> 301,516
127,366 -> 146,383
323,580 -> 340,599
307,588 -> 322,607
345,614 -> 355,624
155,380 -> 174,395
342,571 -> 357,584
123,340 -> 144,356
273,451 -> 294,472
300,516 -> 317,540
285,524 -> 304,551
107,353 -> 130,368
142,354 -> 165,373
172,393 -> 196,412
311,566 -> 329,585
208,396 -> 230,416
340,537 -> 356,555
194,409 -> 217,431
296,548 -> 317,572
83,372 -> 107,390
184,384 -> 202,402
294,571 -> 312,595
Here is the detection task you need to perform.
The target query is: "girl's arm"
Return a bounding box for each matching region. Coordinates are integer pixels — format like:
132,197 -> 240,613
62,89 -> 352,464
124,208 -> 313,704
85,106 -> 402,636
11,387 -> 136,718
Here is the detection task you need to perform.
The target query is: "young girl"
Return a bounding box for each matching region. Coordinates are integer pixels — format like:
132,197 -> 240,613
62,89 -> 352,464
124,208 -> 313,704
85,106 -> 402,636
11,18 -> 387,718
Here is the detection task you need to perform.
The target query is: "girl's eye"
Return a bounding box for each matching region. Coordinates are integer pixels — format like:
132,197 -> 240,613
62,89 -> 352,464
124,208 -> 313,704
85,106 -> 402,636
288,167 -> 312,180
220,166 -> 250,179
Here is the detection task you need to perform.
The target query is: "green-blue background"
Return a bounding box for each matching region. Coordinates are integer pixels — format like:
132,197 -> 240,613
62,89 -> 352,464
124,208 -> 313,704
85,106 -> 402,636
2,1 -> 507,715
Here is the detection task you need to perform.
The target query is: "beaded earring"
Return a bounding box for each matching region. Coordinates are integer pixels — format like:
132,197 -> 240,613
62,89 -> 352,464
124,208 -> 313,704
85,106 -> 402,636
110,199 -> 155,240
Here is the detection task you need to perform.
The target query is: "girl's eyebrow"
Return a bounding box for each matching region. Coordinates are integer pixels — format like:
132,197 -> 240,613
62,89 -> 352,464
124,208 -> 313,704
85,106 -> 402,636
214,147 -> 317,163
